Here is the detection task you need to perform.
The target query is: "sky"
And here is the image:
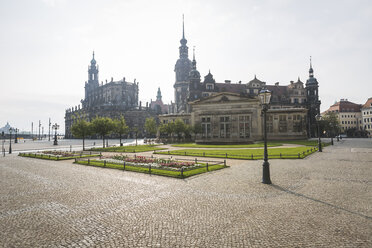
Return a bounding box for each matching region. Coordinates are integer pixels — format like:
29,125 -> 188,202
0,0 -> 371,134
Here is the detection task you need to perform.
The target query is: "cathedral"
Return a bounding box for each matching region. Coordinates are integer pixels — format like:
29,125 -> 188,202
64,53 -> 157,138
160,18 -> 321,142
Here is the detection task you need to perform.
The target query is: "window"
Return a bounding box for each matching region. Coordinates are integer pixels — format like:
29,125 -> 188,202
342,121 -> 344,124
293,115 -> 302,132
206,84 -> 214,90
279,115 -> 287,133
267,115 -> 273,133
239,116 -> 250,138
201,117 -> 211,138
219,116 -> 230,138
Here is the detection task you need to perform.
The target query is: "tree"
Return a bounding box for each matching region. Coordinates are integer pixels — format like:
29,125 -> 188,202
191,122 -> 203,139
144,118 -> 157,138
174,119 -> 186,141
71,117 -> 92,151
91,116 -> 115,148
322,112 -> 341,137
114,116 -> 129,146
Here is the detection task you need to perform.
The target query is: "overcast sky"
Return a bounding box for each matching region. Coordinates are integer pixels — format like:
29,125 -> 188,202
1,0 -> 371,133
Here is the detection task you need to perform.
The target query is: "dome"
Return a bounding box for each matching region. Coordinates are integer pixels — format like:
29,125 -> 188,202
189,68 -> 200,79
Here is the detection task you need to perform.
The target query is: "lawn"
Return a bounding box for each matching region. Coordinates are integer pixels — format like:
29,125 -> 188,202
155,146 -> 319,159
74,159 -> 226,178
171,142 -> 282,148
171,140 -> 329,148
90,144 -> 165,153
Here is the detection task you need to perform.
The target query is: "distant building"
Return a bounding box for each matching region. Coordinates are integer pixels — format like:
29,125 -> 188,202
0,122 -> 12,134
361,97 -> 372,137
323,99 -> 363,133
65,52 -> 157,138
149,88 -> 170,114
161,18 -> 320,142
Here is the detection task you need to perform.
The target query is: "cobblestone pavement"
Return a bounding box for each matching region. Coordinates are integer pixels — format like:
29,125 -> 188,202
0,138 -> 371,247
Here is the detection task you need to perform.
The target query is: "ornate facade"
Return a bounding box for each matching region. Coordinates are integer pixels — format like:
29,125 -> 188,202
65,53 -> 156,138
163,18 -> 321,142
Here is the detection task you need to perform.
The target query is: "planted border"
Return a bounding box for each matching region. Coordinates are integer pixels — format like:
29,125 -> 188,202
19,152 -> 101,161
74,156 -> 227,178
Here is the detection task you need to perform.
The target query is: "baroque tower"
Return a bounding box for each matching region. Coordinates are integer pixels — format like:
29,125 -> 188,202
188,46 -> 201,102
305,56 -> 321,137
174,15 -> 192,113
85,51 -> 99,104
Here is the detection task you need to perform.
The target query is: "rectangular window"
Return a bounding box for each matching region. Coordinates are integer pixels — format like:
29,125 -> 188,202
293,115 -> 302,132
267,115 -> 273,133
201,117 -> 211,138
219,116 -> 230,138
279,115 -> 287,133
239,115 -> 250,138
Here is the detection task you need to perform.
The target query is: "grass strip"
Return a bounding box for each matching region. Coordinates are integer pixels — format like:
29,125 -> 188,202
91,145 -> 165,153
156,146 -> 320,159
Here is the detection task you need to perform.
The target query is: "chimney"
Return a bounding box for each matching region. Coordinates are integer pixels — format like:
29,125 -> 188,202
275,82 -> 279,86
225,80 -> 231,84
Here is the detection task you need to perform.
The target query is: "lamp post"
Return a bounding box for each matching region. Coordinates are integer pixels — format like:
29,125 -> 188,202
316,114 -> 322,152
14,128 -> 18,143
52,123 -> 59,145
9,127 -> 13,154
259,89 -> 272,184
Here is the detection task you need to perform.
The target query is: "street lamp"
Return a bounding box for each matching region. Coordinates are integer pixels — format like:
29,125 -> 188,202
259,88 -> 272,184
52,123 -> 59,145
9,127 -> 13,154
316,114 -> 322,152
14,128 -> 18,143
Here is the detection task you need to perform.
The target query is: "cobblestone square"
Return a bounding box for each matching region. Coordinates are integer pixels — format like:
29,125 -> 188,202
0,139 -> 371,247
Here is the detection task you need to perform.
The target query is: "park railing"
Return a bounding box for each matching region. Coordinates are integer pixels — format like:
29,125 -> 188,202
74,155 -> 227,179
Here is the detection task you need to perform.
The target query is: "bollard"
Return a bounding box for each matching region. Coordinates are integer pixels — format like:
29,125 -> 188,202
185,151 -> 186,156
104,160 -> 106,167
124,162 -> 126,170
181,167 -> 184,178
149,164 -> 151,174
280,153 -> 282,158
251,154 -> 253,160
88,159 -> 90,165
224,160 -> 226,166
206,163 -> 209,171
226,153 -> 227,158
298,153 -> 300,158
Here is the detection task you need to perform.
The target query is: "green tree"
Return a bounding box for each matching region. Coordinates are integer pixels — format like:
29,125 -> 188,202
92,116 -> 115,148
144,117 -> 157,138
114,116 -> 129,146
322,112 -> 341,137
71,117 -> 92,151
192,122 -> 203,139
174,119 -> 186,141
159,123 -> 169,139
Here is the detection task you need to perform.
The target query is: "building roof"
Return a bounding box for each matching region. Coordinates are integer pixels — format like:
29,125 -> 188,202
362,97 -> 372,109
327,99 -> 362,112
266,85 -> 288,96
215,83 -> 246,94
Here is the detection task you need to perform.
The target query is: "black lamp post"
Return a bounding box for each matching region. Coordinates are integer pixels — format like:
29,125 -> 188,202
52,123 -> 59,145
316,114 -> 322,152
9,127 -> 13,154
259,89 -> 272,184
14,128 -> 18,143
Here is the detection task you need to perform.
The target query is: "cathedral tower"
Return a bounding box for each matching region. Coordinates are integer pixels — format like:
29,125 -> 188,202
305,57 -> 321,137
174,15 -> 192,113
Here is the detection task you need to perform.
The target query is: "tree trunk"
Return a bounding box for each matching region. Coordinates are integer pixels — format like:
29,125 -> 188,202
83,136 -> 85,151
102,136 -> 105,148
120,134 -> 122,146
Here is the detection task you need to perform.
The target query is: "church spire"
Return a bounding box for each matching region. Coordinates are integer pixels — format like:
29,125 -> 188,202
156,87 -> 162,101
192,46 -> 196,69
309,56 -> 314,77
182,14 -> 185,39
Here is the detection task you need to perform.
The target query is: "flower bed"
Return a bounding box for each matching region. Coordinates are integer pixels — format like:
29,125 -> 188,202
74,155 -> 227,178
19,151 -> 100,161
